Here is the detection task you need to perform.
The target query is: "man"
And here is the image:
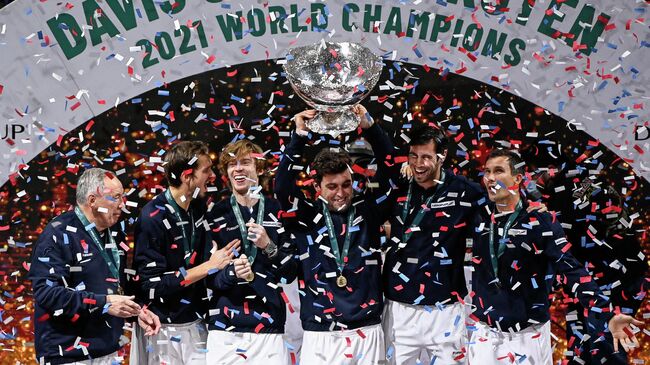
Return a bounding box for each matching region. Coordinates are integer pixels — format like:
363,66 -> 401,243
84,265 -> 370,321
133,141 -> 238,364
468,149 -> 642,364
30,168 -> 160,365
275,106 -> 394,365
205,139 -> 297,364
537,172 -> 647,364
382,124 -> 485,364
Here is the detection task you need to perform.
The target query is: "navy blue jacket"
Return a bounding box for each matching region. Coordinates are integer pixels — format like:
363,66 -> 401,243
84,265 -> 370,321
30,210 -> 132,364
274,124 -> 394,331
133,193 -> 211,324
206,196 -> 296,333
472,201 -> 614,332
383,171 -> 485,305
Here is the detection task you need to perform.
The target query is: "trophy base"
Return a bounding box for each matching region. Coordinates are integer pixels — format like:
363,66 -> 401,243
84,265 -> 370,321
306,108 -> 359,137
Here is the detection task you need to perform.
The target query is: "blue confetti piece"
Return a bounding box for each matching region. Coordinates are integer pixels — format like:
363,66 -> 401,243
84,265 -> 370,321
413,295 -> 425,305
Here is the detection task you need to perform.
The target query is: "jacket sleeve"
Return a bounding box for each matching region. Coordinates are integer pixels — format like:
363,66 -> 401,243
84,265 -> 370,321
542,218 -> 614,325
362,123 -> 400,224
29,227 -> 108,320
265,223 -> 298,284
274,132 -> 310,212
209,263 -> 238,290
133,215 -> 185,300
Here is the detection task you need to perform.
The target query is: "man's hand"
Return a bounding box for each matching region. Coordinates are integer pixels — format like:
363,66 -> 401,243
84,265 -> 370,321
106,295 -> 141,318
294,109 -> 316,136
246,222 -> 270,250
609,314 -> 643,353
352,105 -> 373,129
400,162 -> 413,180
209,239 -> 240,270
137,307 -> 161,336
233,254 -> 253,279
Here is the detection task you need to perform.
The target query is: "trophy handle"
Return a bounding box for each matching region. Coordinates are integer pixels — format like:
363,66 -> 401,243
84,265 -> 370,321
306,107 -> 359,137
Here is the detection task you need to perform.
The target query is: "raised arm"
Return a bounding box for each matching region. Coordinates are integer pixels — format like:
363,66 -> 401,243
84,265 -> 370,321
274,110 -> 314,211
542,218 -> 641,352
355,105 -> 399,223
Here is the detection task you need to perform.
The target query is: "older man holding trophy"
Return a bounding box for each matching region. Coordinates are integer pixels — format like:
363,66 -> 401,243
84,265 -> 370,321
277,42 -> 393,365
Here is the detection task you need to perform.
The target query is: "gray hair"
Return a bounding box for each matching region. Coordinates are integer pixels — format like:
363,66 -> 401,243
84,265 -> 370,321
76,168 -> 112,205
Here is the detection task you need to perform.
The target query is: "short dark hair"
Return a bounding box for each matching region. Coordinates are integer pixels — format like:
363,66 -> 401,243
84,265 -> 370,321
312,149 -> 352,184
486,149 -> 525,175
164,141 -> 210,187
408,123 -> 448,154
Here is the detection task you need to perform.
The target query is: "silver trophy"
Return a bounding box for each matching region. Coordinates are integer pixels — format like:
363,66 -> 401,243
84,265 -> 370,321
283,41 -> 383,136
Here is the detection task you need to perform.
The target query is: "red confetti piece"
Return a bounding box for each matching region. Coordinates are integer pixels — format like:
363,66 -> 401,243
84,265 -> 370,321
560,242 -> 572,253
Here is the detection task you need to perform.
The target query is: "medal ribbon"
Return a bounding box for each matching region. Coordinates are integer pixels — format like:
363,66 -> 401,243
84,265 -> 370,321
488,199 -> 524,278
401,171 -> 446,243
322,202 -> 355,275
230,195 -> 265,264
165,189 -> 196,266
74,207 -> 120,280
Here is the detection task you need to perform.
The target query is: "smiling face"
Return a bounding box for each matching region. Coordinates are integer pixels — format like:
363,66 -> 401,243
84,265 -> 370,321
408,141 -> 446,189
90,176 -> 125,231
226,153 -> 261,196
483,156 -> 522,205
315,170 -> 353,212
187,154 -> 216,198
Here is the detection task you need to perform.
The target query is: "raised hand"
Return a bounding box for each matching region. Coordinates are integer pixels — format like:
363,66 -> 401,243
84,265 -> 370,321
246,222 -> 270,250
294,109 -> 317,135
609,314 -> 643,353
351,104 -> 373,129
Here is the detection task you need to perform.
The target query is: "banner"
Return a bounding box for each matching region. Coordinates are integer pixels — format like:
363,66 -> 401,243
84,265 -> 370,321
0,0 -> 648,185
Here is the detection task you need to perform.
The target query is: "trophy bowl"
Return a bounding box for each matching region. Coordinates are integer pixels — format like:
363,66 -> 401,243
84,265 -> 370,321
283,41 -> 383,136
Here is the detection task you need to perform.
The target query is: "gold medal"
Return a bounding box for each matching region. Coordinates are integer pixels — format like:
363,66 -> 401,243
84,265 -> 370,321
245,272 -> 255,282
336,275 -> 347,288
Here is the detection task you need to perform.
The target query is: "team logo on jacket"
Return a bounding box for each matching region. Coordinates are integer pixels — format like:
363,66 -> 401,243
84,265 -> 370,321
508,229 -> 528,236
429,201 -> 455,209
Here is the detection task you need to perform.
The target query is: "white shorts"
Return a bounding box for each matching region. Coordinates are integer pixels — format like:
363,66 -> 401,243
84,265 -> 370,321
134,319 -> 207,365
468,321 -> 552,365
300,324 -> 385,365
383,300 -> 466,365
206,330 -> 290,364
61,351 -> 121,365
280,279 -> 303,358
